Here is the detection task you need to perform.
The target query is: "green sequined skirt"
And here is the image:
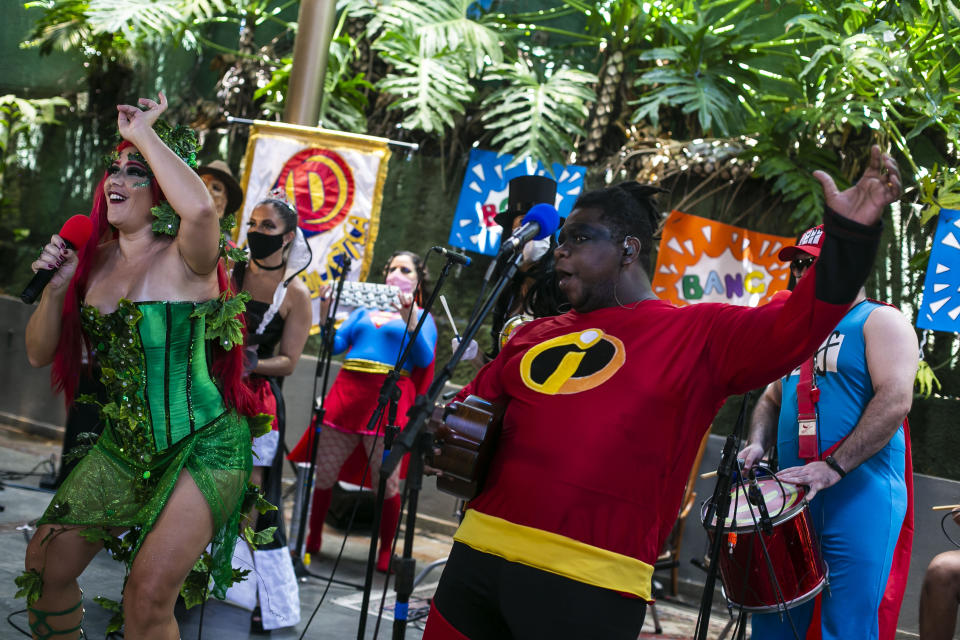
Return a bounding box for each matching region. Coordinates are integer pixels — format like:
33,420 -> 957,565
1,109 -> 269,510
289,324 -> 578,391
39,410 -> 251,598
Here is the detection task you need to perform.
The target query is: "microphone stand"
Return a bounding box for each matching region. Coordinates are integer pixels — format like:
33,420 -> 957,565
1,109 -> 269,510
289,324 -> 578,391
379,250 -> 525,640
695,391 -> 802,640
694,392 -> 751,640
291,253 -> 352,578
355,252 -> 464,640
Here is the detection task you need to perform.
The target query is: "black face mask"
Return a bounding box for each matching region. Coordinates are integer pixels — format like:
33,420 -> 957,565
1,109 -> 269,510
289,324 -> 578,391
247,231 -> 285,260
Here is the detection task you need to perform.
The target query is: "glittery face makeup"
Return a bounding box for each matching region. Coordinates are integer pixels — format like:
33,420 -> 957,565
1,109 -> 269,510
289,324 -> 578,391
106,161 -> 151,186
127,151 -> 152,175
104,147 -> 156,227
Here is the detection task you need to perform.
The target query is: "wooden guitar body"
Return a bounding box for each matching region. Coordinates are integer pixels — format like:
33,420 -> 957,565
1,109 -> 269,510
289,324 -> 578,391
428,395 -> 504,501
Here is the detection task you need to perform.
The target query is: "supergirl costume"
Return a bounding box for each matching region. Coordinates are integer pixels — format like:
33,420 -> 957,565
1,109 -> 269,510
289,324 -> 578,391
423,211 -> 883,640
288,303 -> 436,566
289,305 -> 437,446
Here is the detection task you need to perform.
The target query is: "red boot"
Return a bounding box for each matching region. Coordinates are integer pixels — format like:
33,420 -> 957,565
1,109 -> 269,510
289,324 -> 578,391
377,494 -> 402,572
305,486 -> 332,555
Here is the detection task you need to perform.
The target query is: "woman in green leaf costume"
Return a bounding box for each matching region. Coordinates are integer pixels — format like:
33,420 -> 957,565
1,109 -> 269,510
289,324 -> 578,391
20,92 -> 259,640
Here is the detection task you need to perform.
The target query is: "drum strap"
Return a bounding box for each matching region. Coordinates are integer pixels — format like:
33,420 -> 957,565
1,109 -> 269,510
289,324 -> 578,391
797,356 -> 819,460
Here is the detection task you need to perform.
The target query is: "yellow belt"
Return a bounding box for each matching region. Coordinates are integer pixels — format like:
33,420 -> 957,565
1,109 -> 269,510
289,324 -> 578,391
343,359 -> 411,377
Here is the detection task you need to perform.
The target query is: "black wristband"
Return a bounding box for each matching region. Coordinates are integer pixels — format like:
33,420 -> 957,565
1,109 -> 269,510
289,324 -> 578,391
824,455 -> 847,478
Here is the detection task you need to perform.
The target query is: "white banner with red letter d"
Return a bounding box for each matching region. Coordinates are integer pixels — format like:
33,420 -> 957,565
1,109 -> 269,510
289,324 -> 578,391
237,121 -> 391,332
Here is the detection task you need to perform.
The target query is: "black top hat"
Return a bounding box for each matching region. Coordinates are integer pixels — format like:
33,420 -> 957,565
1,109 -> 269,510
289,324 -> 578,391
197,160 -> 244,216
494,175 -> 558,229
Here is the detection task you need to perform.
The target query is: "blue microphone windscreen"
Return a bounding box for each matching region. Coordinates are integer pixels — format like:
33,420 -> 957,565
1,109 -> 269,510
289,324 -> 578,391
522,203 -> 560,240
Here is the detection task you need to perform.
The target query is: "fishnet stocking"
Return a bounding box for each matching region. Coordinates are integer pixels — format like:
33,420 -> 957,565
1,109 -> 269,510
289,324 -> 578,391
313,428 -> 400,497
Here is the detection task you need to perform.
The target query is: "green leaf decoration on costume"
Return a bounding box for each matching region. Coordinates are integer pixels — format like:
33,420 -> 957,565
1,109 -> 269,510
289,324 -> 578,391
243,525 -> 278,547
249,413 -> 274,438
46,501 -> 70,519
63,429 -> 100,463
151,202 -> 181,236
94,596 -> 121,613
240,482 -> 260,515
78,527 -> 114,544
180,552 -> 213,609
152,119 -> 199,169
75,394 -> 100,407
193,290 -> 251,350
220,213 -> 237,235
231,567 -> 252,586
257,490 -> 278,515
218,213 -> 248,263
15,569 -> 43,606
103,149 -> 120,170
106,118 -> 198,169
93,597 -> 124,634
225,245 -> 248,263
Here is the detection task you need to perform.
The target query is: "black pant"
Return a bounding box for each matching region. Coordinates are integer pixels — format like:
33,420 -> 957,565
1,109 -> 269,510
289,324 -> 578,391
433,542 -> 647,640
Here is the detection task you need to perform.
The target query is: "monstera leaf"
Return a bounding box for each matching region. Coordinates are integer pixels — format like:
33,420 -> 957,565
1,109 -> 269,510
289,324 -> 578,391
481,62 -> 595,170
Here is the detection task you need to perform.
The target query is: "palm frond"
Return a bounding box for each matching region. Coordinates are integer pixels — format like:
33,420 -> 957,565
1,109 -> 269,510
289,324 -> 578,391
481,62 -> 595,170
632,69 -> 740,136
86,0 -> 182,36
371,0 -> 503,77
375,31 -> 474,134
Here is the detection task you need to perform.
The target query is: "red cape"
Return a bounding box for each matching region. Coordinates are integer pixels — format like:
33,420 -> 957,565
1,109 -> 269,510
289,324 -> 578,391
805,420 -> 913,640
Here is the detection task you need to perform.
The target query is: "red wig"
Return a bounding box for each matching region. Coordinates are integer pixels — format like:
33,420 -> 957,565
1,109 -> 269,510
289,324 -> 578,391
52,141 -> 256,417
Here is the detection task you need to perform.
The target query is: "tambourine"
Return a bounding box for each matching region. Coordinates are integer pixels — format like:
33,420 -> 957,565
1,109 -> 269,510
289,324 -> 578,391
499,313 -> 533,349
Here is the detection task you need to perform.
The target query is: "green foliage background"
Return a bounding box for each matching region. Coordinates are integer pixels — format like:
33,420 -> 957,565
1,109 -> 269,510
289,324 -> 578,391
3,0 -> 960,470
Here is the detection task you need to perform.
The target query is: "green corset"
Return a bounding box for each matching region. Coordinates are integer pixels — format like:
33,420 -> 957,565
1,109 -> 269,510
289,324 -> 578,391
81,300 -> 228,454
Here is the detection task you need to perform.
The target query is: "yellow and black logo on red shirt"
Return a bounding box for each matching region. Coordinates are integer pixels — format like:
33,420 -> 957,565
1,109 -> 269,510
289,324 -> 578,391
519,329 -> 625,395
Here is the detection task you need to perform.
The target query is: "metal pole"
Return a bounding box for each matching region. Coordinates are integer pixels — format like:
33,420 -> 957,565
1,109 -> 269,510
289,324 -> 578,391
283,0 -> 338,126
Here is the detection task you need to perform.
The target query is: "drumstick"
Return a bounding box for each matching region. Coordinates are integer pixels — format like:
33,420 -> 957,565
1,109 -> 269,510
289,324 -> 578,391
440,295 -> 460,339
701,470 -> 717,479
932,504 -> 960,511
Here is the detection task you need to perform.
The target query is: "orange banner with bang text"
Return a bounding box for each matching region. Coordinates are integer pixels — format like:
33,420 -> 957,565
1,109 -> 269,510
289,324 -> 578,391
652,211 -> 795,307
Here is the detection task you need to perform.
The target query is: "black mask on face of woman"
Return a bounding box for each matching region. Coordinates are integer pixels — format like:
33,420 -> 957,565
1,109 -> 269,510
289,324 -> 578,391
247,231 -> 285,260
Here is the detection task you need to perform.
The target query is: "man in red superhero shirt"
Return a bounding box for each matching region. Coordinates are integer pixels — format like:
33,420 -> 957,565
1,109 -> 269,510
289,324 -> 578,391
423,146 -> 902,640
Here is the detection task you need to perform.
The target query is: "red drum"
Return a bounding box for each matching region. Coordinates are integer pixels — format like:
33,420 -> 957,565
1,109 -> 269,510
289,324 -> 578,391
701,476 -> 828,612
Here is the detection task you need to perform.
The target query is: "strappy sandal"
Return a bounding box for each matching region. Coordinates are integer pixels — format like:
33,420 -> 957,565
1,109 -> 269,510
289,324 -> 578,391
28,599 -> 85,639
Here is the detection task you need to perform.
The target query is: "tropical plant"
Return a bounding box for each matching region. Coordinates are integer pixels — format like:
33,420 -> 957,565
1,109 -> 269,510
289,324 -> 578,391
481,61 -> 594,170
0,95 -> 70,200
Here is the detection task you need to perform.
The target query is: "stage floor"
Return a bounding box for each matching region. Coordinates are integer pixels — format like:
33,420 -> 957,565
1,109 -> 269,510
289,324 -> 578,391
0,421 -> 922,639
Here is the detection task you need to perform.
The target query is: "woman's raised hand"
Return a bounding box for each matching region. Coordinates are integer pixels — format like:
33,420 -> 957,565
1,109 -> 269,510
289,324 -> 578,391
117,92 -> 169,145
31,234 -> 78,295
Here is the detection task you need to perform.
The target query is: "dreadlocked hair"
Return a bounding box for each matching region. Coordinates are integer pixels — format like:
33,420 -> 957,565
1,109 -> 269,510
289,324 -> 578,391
572,181 -> 667,275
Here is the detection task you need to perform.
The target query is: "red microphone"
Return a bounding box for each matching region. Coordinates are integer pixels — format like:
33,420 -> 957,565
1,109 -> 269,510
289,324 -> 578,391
20,215 -> 94,304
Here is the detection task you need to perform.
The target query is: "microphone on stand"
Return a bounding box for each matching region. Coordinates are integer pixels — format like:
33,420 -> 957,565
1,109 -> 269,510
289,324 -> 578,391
20,215 -> 94,304
485,203 -> 561,283
496,203 -> 560,258
431,246 -> 472,266
747,468 -> 773,535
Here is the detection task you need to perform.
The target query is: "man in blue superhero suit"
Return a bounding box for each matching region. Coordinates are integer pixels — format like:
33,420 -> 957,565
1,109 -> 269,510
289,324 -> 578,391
740,226 -> 917,640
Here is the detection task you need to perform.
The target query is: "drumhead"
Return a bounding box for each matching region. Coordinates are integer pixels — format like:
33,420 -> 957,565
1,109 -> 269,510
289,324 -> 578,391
703,476 -> 805,530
